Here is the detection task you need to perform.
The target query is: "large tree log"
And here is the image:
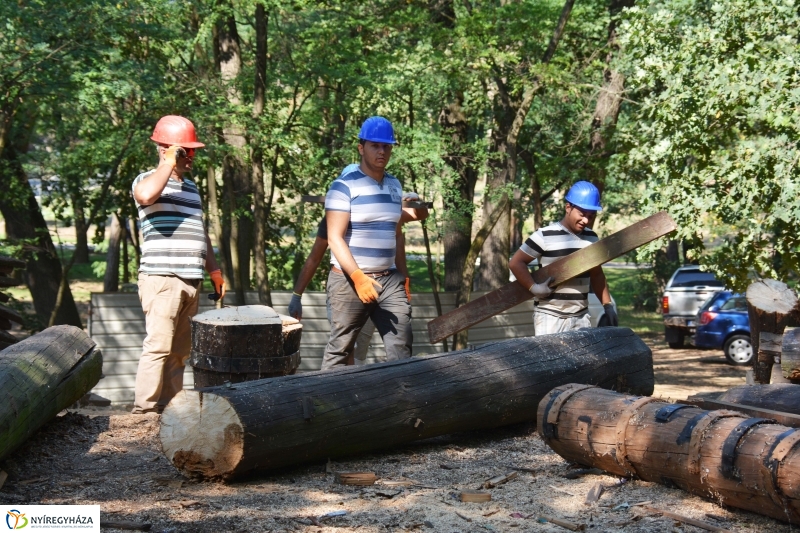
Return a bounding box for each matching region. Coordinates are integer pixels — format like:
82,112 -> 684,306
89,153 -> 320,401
746,279 -> 800,383
0,325 -> 102,461
538,385 -> 800,523
427,211 -> 677,343
718,384 -> 800,416
160,327 -> 654,480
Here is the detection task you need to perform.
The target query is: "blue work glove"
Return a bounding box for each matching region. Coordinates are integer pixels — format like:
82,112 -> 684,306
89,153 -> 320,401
288,293 -> 303,320
603,303 -> 618,327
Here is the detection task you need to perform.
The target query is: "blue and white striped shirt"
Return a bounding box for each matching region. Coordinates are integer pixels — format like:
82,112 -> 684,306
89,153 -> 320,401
325,166 -> 403,271
132,170 -> 207,279
519,221 -> 599,317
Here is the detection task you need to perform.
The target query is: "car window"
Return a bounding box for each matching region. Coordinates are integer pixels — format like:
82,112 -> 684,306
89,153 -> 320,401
670,270 -> 724,288
720,296 -> 747,311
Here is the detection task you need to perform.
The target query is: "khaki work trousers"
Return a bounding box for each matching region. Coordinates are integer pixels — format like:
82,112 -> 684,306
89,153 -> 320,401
133,273 -> 200,413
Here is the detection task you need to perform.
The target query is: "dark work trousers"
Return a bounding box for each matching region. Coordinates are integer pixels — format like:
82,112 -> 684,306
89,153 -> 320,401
322,269 -> 412,369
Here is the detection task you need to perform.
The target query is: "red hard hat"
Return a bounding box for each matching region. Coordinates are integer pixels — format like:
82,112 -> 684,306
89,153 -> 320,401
150,115 -> 205,148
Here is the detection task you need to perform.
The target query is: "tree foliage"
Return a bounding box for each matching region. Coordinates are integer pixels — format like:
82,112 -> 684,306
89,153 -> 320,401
614,0 -> 800,289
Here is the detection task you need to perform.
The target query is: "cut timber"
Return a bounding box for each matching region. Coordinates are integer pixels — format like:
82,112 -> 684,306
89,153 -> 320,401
680,396 -> 800,429
460,490 -> 491,502
717,383 -> 800,416
781,328 -> 800,380
0,256 -> 25,275
427,211 -> 677,343
538,384 -> 800,523
0,326 -> 102,461
189,305 -> 301,388
301,195 -> 432,209
0,275 -> 19,288
0,304 -> 23,326
0,330 -> 18,351
746,279 -> 800,383
335,472 -> 377,485
160,327 -> 653,479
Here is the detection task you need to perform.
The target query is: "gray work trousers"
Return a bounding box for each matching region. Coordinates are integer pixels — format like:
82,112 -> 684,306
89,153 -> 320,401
322,269 -> 412,369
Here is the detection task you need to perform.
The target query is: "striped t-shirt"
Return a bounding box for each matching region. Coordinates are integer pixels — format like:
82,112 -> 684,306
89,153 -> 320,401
324,166 -> 402,271
132,170 -> 207,279
519,221 -> 599,317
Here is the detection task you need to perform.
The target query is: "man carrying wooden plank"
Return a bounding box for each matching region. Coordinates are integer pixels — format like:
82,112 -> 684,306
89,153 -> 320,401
130,115 -> 225,414
322,117 -> 413,369
509,181 -> 617,335
288,164 -> 428,365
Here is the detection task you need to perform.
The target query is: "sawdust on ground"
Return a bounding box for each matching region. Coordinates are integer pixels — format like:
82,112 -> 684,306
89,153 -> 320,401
0,335 -> 784,533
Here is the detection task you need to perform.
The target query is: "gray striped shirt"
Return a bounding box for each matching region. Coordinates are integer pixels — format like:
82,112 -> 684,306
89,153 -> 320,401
132,170 -> 207,279
519,221 -> 599,317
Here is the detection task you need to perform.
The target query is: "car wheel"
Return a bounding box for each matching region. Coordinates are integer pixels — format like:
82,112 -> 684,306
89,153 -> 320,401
724,335 -> 753,366
665,326 -> 685,349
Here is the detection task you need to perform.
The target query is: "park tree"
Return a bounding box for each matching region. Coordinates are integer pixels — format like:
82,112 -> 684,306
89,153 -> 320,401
614,0 -> 800,289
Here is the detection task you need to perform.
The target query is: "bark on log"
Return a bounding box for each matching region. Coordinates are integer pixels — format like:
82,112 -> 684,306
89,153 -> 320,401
718,384 -> 800,415
0,325 -> 102,461
160,327 -> 653,479
746,279 -> 800,384
189,306 -> 301,388
538,384 -> 800,523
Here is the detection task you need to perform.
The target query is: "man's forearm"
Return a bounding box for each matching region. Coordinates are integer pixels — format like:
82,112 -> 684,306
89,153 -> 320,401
133,164 -> 173,206
292,238 -> 328,294
590,267 -> 612,305
394,229 -> 409,278
328,236 -> 360,275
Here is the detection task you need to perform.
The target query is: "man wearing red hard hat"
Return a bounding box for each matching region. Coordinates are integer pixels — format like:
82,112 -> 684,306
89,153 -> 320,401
130,115 -> 225,414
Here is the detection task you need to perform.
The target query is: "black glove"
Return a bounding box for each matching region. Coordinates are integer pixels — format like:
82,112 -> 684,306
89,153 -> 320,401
603,303 -> 618,327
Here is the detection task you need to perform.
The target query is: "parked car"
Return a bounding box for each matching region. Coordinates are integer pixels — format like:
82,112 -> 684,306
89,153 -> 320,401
662,265 -> 724,348
510,262 -> 616,328
694,291 -> 752,365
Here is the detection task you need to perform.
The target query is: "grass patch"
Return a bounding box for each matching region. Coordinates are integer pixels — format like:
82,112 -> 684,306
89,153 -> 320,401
604,266 -> 663,335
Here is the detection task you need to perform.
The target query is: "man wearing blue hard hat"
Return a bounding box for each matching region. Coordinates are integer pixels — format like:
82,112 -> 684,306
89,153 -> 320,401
509,181 -> 618,335
321,116 -> 413,369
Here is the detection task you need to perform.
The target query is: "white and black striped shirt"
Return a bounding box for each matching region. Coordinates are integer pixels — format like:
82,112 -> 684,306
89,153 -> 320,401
132,170 -> 207,279
519,221 -> 599,317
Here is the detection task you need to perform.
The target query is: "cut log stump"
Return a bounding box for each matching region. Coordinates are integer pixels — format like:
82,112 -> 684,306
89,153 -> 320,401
160,327 -> 654,480
538,384 -> 800,523
746,279 -> 800,383
189,305 -> 302,388
0,325 -> 102,461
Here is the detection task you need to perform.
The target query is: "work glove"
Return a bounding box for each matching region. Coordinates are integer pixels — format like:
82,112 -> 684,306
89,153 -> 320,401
209,269 -> 226,301
529,276 -> 554,299
350,269 -> 382,304
163,146 -> 186,168
402,191 -> 420,202
603,303 -> 619,327
288,293 -> 303,320
404,277 -> 412,303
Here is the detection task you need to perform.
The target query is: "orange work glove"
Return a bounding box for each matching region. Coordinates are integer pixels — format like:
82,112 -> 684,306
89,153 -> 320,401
209,269 -> 226,300
163,145 -> 185,168
404,277 -> 411,302
350,269 -> 382,303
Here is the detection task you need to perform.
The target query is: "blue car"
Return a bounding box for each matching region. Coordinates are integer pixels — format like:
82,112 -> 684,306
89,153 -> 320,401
694,291 -> 752,365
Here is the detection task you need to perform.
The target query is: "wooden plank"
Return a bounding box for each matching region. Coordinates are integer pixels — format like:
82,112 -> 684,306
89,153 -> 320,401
427,212 -> 677,343
0,275 -> 20,288
0,303 -> 24,326
301,194 -> 432,208
679,397 -> 800,428
759,331 -> 784,357
0,257 -> 25,275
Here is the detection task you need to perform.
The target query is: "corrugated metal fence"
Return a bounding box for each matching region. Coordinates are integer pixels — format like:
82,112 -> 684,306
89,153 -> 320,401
88,291 -> 536,406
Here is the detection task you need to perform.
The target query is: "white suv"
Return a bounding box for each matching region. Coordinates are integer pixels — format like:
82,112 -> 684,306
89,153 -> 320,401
662,265 -> 724,348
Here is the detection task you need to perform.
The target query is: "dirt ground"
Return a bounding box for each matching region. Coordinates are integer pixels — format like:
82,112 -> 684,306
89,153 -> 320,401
0,335 -> 789,533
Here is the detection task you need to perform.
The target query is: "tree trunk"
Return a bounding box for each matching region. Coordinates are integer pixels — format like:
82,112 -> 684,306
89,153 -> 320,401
71,199 -> 90,264
746,279 -> 800,383
103,214 -> 122,293
188,306 -> 301,388
538,385 -> 800,524
121,215 -> 130,284
438,97 -> 478,292
160,327 -> 653,479
0,325 -> 102,461
0,145 -> 82,328
206,164 -> 232,299
251,3 -> 271,306
718,384 -> 800,415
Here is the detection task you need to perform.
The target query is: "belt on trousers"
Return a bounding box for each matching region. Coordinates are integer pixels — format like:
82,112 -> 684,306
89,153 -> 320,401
331,266 -> 394,278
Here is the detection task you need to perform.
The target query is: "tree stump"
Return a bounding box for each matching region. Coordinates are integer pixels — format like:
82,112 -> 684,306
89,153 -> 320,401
538,384 -> 800,523
746,279 -> 800,383
0,325 -> 102,461
160,327 -> 654,479
189,305 -> 301,388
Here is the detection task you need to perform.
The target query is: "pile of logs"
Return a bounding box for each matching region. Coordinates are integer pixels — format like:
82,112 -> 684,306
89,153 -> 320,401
160,327 -> 654,479
0,326 -> 102,461
0,256 -> 26,350
538,384 -> 800,523
746,279 -> 800,383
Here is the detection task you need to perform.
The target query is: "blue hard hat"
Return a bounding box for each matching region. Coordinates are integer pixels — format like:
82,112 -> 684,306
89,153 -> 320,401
358,116 -> 397,144
565,181 -> 602,211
